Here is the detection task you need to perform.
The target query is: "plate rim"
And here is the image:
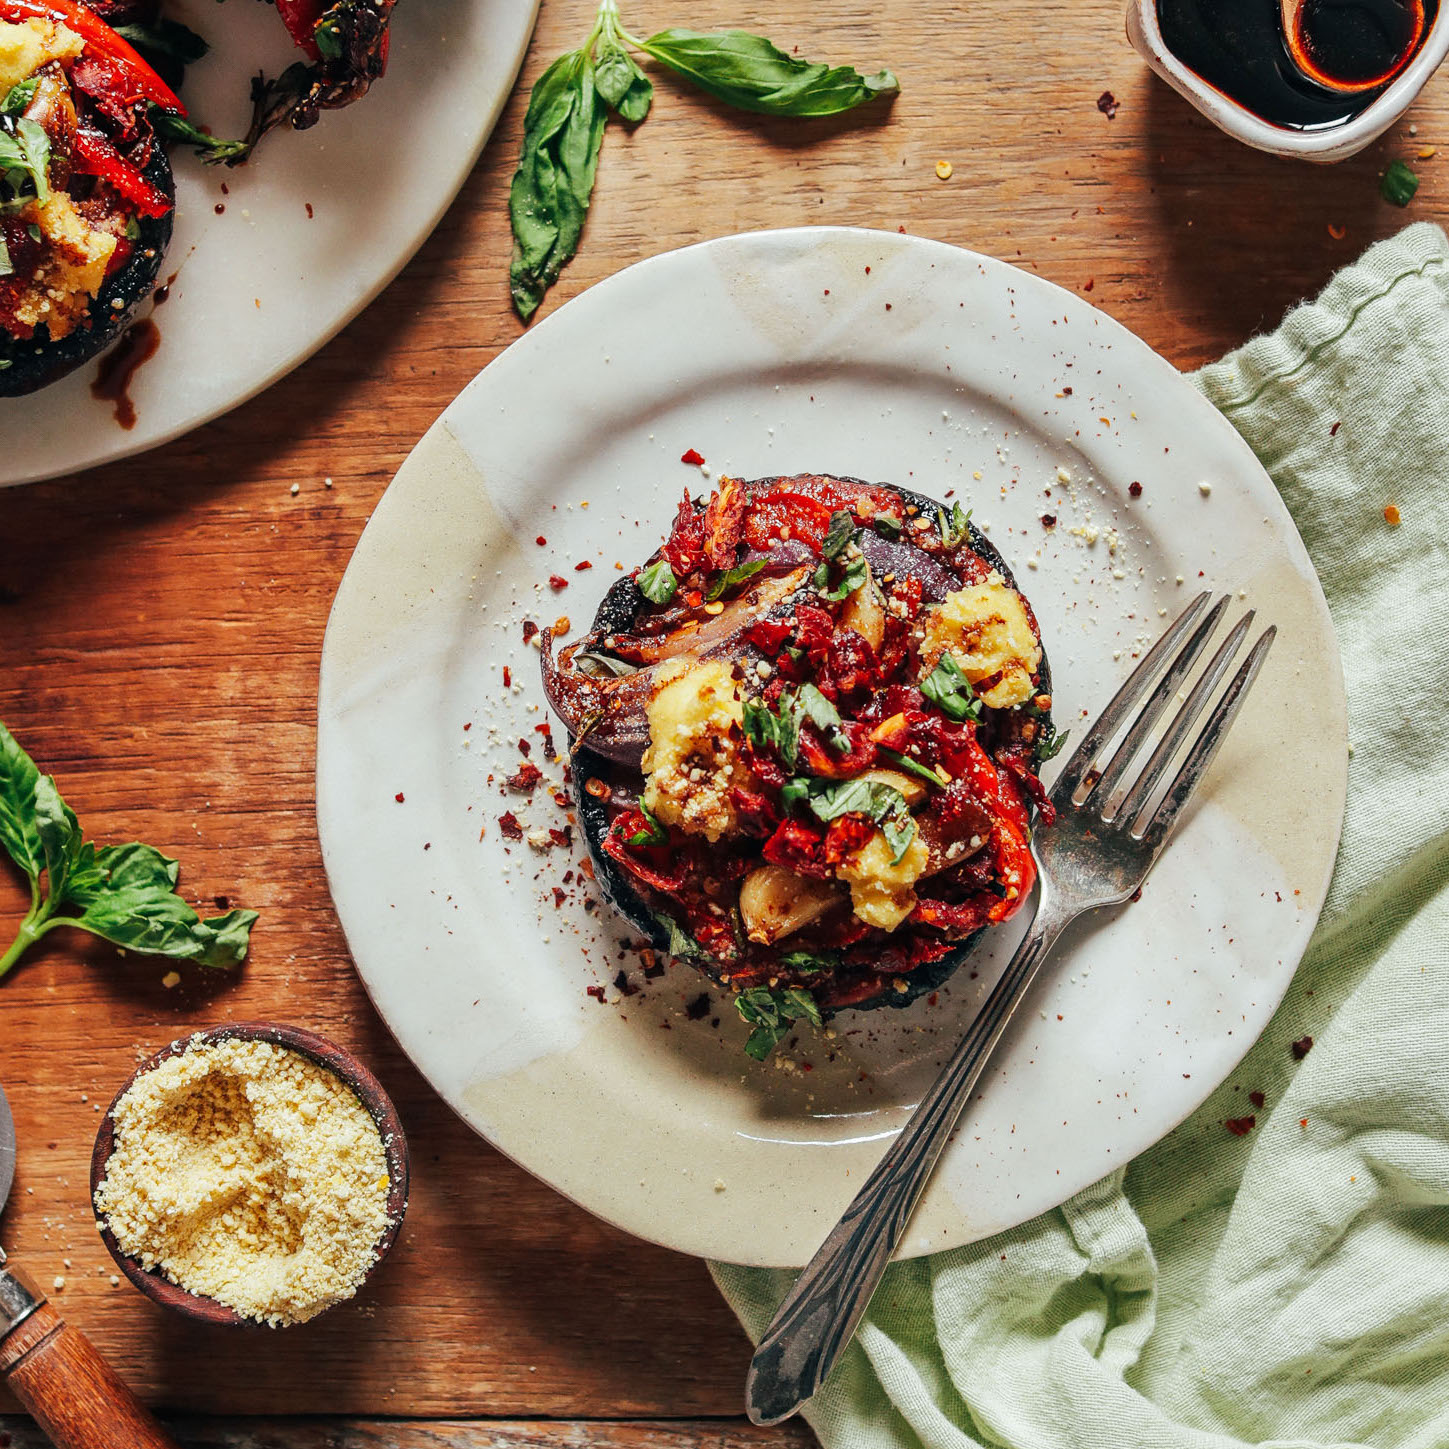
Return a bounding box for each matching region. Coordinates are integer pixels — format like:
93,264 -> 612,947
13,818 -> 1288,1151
317,224 -> 1348,1264
1,0 -> 542,488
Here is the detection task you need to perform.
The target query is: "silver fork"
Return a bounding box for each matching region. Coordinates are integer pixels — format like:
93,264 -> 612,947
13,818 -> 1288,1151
745,591 -> 1276,1427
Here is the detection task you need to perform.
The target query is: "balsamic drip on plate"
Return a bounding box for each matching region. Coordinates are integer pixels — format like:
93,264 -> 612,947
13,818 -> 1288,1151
1158,0 -> 1436,128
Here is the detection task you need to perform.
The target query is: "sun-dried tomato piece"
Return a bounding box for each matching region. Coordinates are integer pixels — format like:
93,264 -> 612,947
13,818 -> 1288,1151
702,476 -> 747,569
730,787 -> 780,838
746,617 -> 794,655
761,818 -> 832,880
742,491 -> 835,552
822,815 -> 875,865
660,491 -> 707,575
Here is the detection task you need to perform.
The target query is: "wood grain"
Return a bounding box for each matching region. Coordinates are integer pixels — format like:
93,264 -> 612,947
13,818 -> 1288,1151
0,1419 -> 815,1448
0,0 -> 1444,1434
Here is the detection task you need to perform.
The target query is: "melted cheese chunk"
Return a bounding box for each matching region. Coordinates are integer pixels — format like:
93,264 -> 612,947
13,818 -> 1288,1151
835,830 -> 930,932
0,18 -> 83,94
919,575 -> 1041,709
9,193 -> 117,341
642,659 -> 748,843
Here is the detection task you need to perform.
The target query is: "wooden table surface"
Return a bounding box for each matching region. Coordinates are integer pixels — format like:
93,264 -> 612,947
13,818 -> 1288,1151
0,0 -> 1442,1441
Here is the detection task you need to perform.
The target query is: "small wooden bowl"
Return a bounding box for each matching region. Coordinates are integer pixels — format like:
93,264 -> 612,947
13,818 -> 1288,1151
90,1021 -> 409,1328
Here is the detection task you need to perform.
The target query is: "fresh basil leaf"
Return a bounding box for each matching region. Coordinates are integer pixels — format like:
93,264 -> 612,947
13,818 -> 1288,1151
654,910 -> 706,960
795,683 -> 848,753
509,48 -> 607,321
734,984 -> 821,1059
939,501 -> 973,548
1036,725 -> 1070,763
153,109 -> 252,166
742,693 -> 801,771
778,948 -> 839,975
625,800 -> 669,847
815,555 -> 868,602
0,720 -> 42,879
638,29 -> 898,117
921,654 -> 983,722
1381,159 -> 1419,207
69,887 -> 257,968
821,509 -> 855,559
594,36 -> 653,123
32,776 -> 82,904
16,119 -> 48,205
313,15 -> 344,59
779,776 -> 811,814
873,514 -> 902,540
0,228 -> 10,279
878,746 -> 944,789
636,557 -> 678,604
879,810 -> 917,864
25,222 -> 39,243
706,558 -> 765,601
1,79 -> 37,117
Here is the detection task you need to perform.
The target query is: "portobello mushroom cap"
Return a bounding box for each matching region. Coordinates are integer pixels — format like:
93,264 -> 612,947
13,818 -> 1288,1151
565,475 -> 1054,1019
0,145 -> 174,398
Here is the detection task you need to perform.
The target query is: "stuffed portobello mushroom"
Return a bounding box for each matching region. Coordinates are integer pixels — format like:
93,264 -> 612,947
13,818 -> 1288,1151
542,474 -> 1062,1060
0,0 -> 181,396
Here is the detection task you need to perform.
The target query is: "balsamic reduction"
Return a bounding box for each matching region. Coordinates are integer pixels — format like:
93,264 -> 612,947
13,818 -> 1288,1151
1157,0 -> 1437,128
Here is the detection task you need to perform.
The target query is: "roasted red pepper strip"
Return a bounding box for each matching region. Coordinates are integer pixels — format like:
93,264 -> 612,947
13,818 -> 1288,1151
0,0 -> 185,113
71,129 -> 171,217
275,0 -> 325,59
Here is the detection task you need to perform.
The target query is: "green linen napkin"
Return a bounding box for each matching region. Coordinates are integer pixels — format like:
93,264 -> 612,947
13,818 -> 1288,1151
712,221 -> 1449,1449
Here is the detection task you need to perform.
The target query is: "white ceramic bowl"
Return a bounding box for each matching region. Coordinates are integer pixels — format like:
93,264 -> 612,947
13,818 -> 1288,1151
1126,0 -> 1449,161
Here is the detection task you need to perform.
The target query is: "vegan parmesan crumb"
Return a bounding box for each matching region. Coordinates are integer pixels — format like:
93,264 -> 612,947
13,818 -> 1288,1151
94,1036 -> 392,1327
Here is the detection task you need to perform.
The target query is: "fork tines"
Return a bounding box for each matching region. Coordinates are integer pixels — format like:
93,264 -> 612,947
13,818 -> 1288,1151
1053,591 -> 1276,842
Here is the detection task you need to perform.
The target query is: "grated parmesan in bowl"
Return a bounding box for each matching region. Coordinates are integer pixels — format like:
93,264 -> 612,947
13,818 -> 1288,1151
91,1024 -> 409,1328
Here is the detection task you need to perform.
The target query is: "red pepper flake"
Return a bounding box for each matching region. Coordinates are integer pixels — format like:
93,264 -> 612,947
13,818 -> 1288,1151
552,790 -> 569,808
1083,278 -> 1095,292
1300,1118 -> 1309,1129
1129,481 -> 1143,498
463,722 -> 472,732
680,448 -> 705,466
549,574 -> 569,590
507,762 -> 543,794
1291,1034 -> 1314,1059
584,777 -> 612,801
1248,1090 -> 1266,1109
518,738 -> 532,756
1041,513 -> 1057,529
1330,421 -> 1342,437
549,825 -> 574,849
502,666 -> 512,687
552,887 -> 567,908
586,985 -> 607,1003
522,620 -> 538,644
1097,90 -> 1120,119
536,535 -> 547,546
394,792 -> 405,803
685,992 -> 712,1020
1062,385 -> 1073,395
574,560 -> 593,571
1225,1115 -> 1256,1136
497,812 -> 524,840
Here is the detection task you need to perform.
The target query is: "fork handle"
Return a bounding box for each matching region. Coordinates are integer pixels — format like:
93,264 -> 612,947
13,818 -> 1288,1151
745,886 -> 1073,1427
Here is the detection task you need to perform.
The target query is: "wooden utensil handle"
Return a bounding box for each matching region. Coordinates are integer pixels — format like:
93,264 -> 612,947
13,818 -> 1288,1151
0,1280 -> 180,1449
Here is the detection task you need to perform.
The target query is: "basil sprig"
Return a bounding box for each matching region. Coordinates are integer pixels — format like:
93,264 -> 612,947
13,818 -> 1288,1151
152,110 -> 253,165
743,683 -> 848,770
0,722 -> 257,982
735,984 -> 822,1060
921,654 -> 983,723
508,0 -> 897,319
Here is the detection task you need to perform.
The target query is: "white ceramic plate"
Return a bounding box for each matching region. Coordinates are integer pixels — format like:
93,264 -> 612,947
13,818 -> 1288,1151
317,227 -> 1347,1268
1,0 -> 540,486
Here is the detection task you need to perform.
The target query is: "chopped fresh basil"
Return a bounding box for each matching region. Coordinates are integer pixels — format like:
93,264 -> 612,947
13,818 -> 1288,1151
1,79 -> 37,117
795,683 -> 849,753
938,501 -> 973,548
743,693 -> 802,771
873,514 -> 902,540
821,509 -> 855,559
878,746 -> 944,789
791,775 -> 917,863
625,801 -> 668,847
813,555 -> 868,602
777,948 -> 839,975
0,120 -> 50,205
921,654 -> 983,722
653,910 -> 707,960
734,984 -> 823,1060
636,557 -> 678,604
25,223 -> 40,243
1381,159 -> 1419,207
152,108 -> 253,165
314,14 -> 345,58
0,228 -> 10,279
0,721 -> 257,982
779,775 -> 811,814
1036,724 -> 1070,763
705,558 -> 766,600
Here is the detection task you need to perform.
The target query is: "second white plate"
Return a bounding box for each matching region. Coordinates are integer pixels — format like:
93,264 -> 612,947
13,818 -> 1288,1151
317,227 -> 1347,1267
